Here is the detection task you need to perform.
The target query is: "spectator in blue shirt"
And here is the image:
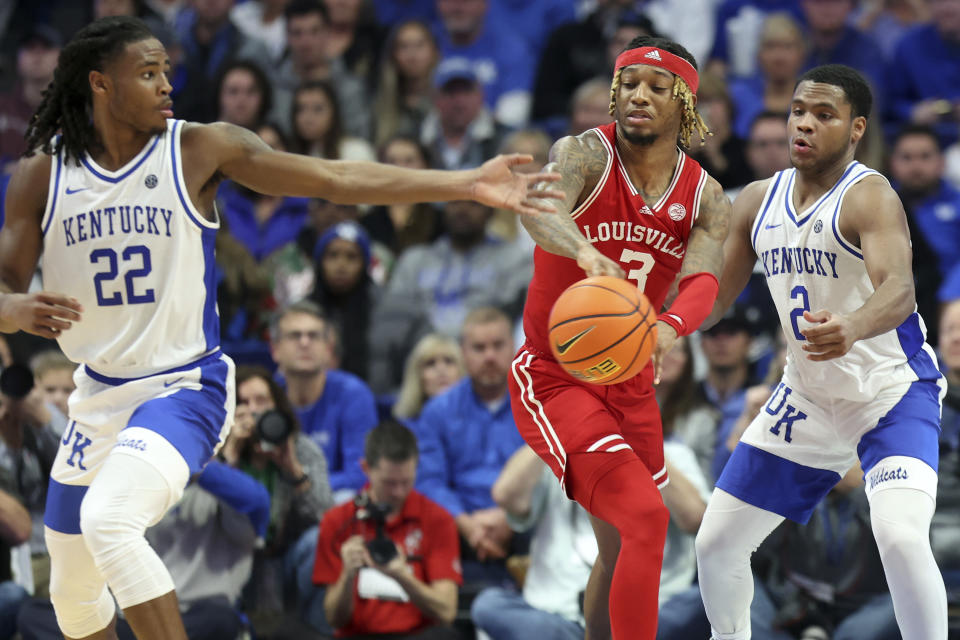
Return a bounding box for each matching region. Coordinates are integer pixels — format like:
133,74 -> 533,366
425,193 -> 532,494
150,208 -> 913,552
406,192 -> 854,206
434,0 -> 534,127
270,300 -> 379,501
707,0 -> 806,79
486,0 -> 575,62
415,307 -> 524,579
884,1 -> 960,147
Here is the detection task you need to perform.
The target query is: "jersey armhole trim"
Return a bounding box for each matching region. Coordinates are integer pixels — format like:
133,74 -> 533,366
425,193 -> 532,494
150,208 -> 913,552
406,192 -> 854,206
570,128 -> 613,221
40,143 -> 62,237
750,172 -> 784,252
689,166 -> 708,233
170,120 -> 219,231
829,169 -> 880,261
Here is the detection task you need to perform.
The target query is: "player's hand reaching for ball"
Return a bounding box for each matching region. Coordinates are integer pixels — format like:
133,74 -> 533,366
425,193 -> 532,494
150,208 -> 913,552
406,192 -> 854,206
800,310 -> 859,361
470,154 -> 564,216
576,246 -> 625,278
652,320 -> 678,385
0,292 -> 83,339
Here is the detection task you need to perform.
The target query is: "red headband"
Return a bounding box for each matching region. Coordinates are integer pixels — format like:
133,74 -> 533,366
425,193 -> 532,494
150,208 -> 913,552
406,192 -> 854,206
614,47 -> 699,94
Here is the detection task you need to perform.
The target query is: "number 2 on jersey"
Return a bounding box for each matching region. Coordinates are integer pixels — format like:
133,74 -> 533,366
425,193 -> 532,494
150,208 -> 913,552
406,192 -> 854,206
90,245 -> 156,306
789,285 -> 810,340
619,249 -> 654,292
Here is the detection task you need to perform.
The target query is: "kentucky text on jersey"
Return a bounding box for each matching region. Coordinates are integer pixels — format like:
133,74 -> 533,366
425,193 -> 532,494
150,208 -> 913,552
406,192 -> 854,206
759,246 -> 839,278
62,205 -> 175,247
582,222 -> 685,259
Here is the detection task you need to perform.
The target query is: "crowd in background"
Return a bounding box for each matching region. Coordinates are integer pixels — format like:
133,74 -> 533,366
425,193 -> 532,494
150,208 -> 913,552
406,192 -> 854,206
0,0 -> 959,638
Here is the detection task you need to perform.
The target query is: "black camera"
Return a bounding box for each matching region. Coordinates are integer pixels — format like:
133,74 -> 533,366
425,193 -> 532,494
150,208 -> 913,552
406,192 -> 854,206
255,409 -> 293,448
356,495 -> 398,565
0,364 -> 34,400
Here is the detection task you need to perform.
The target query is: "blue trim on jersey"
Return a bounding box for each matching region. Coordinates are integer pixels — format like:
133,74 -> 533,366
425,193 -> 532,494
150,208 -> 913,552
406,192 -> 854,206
201,226 -> 219,350
716,442 -> 841,524
127,354 -> 231,475
857,379 -> 941,474
43,479 -> 88,534
80,134 -> 161,184
169,120 -> 208,229
785,162 -> 858,227
83,349 -> 222,385
751,171 -> 784,250
896,313 -> 942,381
829,169 -> 874,260
42,151 -> 63,236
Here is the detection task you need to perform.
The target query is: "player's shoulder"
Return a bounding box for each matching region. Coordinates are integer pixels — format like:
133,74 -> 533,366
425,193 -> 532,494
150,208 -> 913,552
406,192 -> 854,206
842,172 -> 904,225
6,151 -> 54,217
550,129 -> 609,170
321,496 -> 358,529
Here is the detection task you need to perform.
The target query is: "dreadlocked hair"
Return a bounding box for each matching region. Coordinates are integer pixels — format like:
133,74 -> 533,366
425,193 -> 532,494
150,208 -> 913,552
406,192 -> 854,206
24,17 -> 156,166
608,35 -> 712,149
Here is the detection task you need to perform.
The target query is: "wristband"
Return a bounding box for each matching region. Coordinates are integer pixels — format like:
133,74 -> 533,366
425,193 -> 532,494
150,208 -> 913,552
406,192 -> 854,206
657,272 -> 719,336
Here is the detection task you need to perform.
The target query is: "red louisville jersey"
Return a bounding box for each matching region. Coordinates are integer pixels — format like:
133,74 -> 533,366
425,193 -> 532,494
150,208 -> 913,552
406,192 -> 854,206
523,123 -> 708,379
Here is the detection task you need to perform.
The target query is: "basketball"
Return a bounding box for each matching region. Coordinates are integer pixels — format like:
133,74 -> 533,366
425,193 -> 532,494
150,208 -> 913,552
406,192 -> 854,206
548,276 -> 658,385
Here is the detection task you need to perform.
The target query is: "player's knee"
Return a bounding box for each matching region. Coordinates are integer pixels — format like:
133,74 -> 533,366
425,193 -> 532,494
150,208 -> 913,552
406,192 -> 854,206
695,519 -> 737,571
78,490 -> 143,563
871,514 -> 928,564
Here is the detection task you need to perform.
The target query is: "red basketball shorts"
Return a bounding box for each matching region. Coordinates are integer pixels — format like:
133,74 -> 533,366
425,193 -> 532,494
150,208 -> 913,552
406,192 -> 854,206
509,344 -> 667,497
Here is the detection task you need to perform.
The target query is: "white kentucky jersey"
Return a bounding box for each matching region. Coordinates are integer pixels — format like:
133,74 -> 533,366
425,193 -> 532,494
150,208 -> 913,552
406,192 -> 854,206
41,119 -> 219,378
751,161 -> 941,402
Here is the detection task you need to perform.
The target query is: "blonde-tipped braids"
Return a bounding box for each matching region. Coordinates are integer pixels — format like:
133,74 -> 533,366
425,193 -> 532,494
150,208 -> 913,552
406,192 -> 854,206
608,68 -> 711,148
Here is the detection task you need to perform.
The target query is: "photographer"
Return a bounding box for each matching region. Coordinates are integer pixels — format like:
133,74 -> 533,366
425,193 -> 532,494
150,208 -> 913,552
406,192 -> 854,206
222,366 -> 333,637
0,362 -> 58,598
313,421 -> 462,639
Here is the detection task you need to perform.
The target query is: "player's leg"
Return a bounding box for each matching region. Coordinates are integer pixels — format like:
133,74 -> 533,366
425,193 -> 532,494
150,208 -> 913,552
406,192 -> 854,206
856,377 -> 947,640
694,489 -> 784,639
582,527 -> 613,640
568,451 -> 670,640
45,528 -> 119,640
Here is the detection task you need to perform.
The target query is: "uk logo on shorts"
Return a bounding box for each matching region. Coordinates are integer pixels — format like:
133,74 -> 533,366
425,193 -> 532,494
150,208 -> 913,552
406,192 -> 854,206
763,383 -> 808,443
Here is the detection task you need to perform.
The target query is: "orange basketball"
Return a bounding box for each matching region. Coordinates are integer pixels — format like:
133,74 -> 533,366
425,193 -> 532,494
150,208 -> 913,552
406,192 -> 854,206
548,276 -> 658,385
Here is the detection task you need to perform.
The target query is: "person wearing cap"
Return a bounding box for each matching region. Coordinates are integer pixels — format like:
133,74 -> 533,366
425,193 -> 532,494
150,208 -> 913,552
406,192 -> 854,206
419,57 -> 512,172
0,26 -> 61,171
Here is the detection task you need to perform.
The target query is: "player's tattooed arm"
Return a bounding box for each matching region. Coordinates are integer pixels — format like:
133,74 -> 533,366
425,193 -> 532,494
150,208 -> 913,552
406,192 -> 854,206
521,134 -> 624,277
678,177 -> 731,282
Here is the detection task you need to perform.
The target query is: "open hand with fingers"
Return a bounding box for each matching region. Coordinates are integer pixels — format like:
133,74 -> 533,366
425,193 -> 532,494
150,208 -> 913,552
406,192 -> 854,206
470,154 -> 564,216
0,292 -> 83,339
800,310 -> 860,361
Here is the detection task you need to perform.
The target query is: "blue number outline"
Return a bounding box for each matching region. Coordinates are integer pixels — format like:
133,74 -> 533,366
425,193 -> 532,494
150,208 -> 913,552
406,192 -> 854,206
789,285 -> 810,340
89,246 -> 155,306
90,248 -> 122,306
122,245 -> 156,304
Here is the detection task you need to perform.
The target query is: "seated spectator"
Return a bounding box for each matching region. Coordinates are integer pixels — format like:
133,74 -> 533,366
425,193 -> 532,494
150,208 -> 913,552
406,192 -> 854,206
275,0 -> 371,139
0,468 -> 30,640
415,308 -> 525,584
27,349 -> 75,436
725,110 -> 792,200
854,0 -> 929,59
486,0 -> 574,62
471,445 -> 596,640
374,20 -> 440,146
222,366 -> 333,637
291,80 -> 376,162
567,77 -> 614,137
0,363 -> 58,599
434,0 -> 533,127
884,0 -> 960,148
889,123 -> 960,344
487,128 -> 552,248
320,0 -> 384,86
214,59 -> 274,131
935,298 -> 960,606
313,420 -> 462,639
0,27 -> 60,171
361,136 -> 445,270
170,0 -> 271,123
308,222 -> 379,382
18,459 -> 271,640
369,200 -> 532,392
270,301 -> 379,498
688,73 -> 752,191
420,58 -> 512,171
727,13 -> 805,141
392,333 -> 465,428
706,0 -> 805,79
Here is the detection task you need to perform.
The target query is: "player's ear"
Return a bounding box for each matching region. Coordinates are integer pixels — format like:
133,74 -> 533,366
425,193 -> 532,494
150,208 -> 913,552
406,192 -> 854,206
89,70 -> 110,97
850,115 -> 866,145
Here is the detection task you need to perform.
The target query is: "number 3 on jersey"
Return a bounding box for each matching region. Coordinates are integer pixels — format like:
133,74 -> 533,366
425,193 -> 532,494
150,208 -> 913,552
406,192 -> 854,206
620,249 -> 654,292
90,245 -> 156,306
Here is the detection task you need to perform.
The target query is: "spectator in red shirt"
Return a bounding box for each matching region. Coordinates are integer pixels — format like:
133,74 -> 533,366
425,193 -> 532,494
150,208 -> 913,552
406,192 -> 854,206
313,420 -> 462,639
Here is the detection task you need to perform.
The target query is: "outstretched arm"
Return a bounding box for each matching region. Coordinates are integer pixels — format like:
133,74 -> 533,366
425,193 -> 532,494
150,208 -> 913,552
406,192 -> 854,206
519,134 -> 624,277
701,179 -> 767,329
801,177 -> 915,361
198,122 -> 562,216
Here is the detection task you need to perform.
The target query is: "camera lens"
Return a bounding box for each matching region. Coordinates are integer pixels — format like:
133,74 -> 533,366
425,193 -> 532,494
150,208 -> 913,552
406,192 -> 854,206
256,409 -> 292,445
0,364 -> 34,399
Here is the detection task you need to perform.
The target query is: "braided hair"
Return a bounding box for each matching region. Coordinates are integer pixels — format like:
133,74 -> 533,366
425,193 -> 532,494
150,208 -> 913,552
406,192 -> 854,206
24,17 -> 156,166
609,36 -> 711,149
